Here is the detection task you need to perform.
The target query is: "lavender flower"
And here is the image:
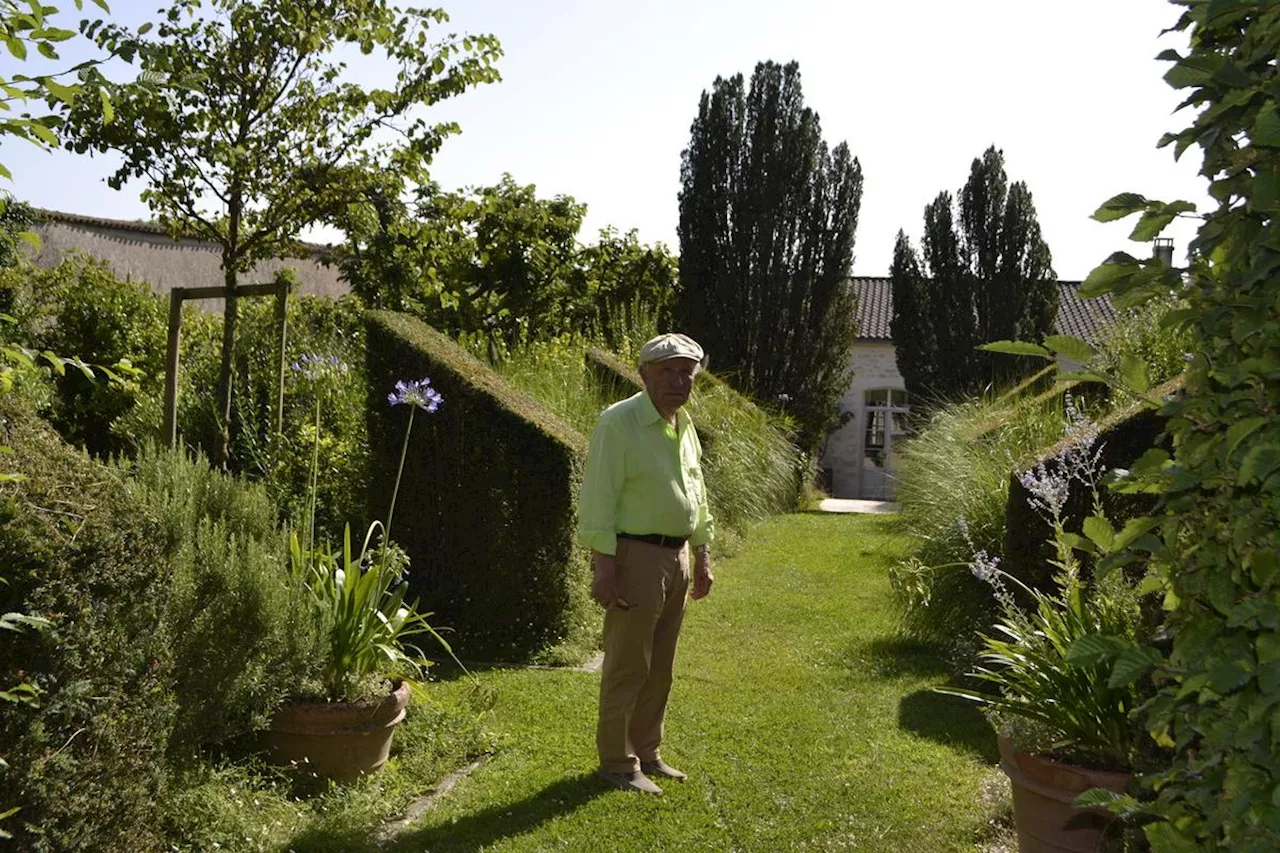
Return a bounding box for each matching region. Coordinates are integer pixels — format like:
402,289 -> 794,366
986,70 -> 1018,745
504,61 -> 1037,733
1021,462 -> 1072,518
387,378 -> 443,413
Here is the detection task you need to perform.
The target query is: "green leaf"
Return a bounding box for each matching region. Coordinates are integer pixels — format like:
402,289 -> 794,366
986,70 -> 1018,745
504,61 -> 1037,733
98,86 -> 113,124
1092,192 -> 1149,222
1083,515 -> 1116,551
1043,335 -> 1096,364
1108,644 -> 1162,688
136,22 -> 153,36
978,340 -> 1051,358
27,120 -> 56,146
1225,417 -> 1266,458
1080,262 -> 1136,297
1060,532 -> 1097,555
1253,100 -> 1280,147
5,37 -> 28,61
1119,354 -> 1150,393
1114,517 -> 1160,550
1067,634 -> 1127,665
1144,819 -> 1203,852
42,77 -> 76,105
1237,444 -> 1280,486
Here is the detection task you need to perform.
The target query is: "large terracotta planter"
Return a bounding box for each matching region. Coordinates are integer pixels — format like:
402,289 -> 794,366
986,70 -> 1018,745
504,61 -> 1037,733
998,734 -> 1131,853
266,680 -> 410,783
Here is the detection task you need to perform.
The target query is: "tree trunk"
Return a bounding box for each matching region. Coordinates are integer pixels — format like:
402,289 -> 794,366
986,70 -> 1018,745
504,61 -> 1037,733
216,264 -> 238,468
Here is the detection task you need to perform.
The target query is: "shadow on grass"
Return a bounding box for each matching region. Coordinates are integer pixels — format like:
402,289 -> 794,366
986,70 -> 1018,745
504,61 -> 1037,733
844,636 -> 954,679
898,688 -> 998,763
384,771 -> 606,853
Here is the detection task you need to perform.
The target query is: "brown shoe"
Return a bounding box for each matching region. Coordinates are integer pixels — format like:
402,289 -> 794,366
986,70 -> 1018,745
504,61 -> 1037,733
640,759 -> 687,781
597,768 -> 663,795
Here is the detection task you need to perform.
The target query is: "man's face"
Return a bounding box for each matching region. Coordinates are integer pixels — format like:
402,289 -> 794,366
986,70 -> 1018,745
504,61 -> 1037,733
641,357 -> 699,413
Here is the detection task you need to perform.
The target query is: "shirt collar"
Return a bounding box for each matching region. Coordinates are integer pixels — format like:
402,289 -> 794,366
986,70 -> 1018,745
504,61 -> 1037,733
635,390 -> 691,430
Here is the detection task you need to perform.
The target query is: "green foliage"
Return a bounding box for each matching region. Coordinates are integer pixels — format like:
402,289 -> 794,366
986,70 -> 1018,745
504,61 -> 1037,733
937,420 -> 1162,772
337,174 -> 680,353
0,0 -> 140,181
1092,293 -> 1192,389
63,0 -> 502,462
0,399 -> 176,852
364,310 -> 593,662
890,377 -> 1069,646
121,442 -> 317,750
0,196 -> 36,269
677,59 -> 862,452
15,254 -> 166,455
892,146 -> 1057,400
1074,4 -> 1280,848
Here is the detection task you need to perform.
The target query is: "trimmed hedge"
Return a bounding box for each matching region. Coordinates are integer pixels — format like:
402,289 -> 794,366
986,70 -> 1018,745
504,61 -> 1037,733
365,311 -> 592,662
0,400 -> 175,852
1002,376 -> 1184,585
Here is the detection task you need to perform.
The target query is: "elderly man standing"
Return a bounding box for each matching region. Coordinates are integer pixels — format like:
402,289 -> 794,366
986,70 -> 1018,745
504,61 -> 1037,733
578,333 -> 715,795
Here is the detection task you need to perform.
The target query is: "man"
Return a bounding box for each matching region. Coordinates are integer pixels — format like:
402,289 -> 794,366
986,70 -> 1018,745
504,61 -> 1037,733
578,332 -> 715,795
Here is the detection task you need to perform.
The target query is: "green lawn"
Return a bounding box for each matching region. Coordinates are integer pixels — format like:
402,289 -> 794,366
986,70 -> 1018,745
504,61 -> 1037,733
383,513 -> 1003,853
176,513 -> 1005,851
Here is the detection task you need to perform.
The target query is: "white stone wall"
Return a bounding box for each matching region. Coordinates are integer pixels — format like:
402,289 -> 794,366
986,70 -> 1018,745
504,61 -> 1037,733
820,341 -> 906,499
31,219 -> 348,310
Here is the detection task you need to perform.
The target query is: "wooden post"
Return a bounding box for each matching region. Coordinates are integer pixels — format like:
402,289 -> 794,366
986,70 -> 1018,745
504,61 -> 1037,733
274,281 -> 289,434
162,287 -> 186,447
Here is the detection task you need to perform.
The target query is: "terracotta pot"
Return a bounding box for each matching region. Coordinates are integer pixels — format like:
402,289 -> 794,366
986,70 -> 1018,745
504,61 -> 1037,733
266,680 -> 410,783
998,734 -> 1131,853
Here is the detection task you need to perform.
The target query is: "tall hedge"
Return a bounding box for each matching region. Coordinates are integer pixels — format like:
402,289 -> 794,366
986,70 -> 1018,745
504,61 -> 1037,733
1002,378 -> 1183,585
0,400 -> 175,852
364,311 -> 591,662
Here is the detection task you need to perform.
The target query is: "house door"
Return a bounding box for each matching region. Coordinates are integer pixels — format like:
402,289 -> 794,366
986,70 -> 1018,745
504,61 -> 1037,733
859,388 -> 909,500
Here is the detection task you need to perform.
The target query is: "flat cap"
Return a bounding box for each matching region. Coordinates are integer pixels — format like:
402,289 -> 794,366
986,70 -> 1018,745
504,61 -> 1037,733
638,333 -> 705,366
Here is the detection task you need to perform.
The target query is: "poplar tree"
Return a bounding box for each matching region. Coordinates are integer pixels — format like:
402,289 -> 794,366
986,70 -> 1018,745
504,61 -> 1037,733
891,146 -> 1055,399
677,60 -> 862,451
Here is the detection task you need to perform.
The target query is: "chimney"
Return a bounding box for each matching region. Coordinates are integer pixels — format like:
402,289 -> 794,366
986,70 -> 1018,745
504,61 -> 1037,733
1153,237 -> 1174,266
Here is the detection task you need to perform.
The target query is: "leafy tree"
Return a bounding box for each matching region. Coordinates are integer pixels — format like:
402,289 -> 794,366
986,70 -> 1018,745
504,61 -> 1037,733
0,196 -> 35,270
579,226 -> 678,352
65,0 -> 501,464
337,174 -> 677,351
677,60 -> 862,451
1064,3 -> 1280,850
892,147 -> 1056,400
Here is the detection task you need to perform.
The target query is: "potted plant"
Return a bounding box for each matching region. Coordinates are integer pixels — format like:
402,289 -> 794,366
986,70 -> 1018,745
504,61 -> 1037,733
937,396 -> 1165,853
265,360 -> 450,783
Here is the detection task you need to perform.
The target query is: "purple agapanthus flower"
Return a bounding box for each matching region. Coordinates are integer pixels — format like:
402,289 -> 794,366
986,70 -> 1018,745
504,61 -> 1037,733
291,353 -> 347,383
387,378 -> 443,413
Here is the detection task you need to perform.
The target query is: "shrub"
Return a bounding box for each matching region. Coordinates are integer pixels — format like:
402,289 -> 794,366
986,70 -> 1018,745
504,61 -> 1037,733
890,383 -> 1071,647
0,399 -> 175,852
364,310 -> 593,662
174,293 -> 370,541
121,443 -> 320,750
1091,292 -> 1191,388
14,255 -> 168,456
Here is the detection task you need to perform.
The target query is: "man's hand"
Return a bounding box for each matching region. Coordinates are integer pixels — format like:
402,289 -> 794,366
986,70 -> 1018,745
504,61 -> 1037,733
591,551 -> 620,609
692,547 -> 713,600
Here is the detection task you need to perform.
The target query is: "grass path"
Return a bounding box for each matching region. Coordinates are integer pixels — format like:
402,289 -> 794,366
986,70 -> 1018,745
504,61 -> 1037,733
382,514 -> 1003,852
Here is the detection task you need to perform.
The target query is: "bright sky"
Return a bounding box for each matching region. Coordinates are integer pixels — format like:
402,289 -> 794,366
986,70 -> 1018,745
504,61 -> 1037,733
4,0 -> 1209,280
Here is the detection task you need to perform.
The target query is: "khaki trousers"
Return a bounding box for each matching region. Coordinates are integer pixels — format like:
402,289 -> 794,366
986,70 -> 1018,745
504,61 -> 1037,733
596,538 -> 690,774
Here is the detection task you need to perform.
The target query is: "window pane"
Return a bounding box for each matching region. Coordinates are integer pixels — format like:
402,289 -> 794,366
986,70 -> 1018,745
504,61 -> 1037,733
890,388 -> 909,406
864,388 -> 888,405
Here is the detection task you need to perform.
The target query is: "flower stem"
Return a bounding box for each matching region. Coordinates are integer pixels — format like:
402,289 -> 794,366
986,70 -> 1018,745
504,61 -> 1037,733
308,396 -> 321,553
385,406 -> 415,546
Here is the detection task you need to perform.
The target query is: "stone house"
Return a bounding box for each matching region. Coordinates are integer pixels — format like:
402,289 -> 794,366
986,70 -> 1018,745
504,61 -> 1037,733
820,278 -> 1118,500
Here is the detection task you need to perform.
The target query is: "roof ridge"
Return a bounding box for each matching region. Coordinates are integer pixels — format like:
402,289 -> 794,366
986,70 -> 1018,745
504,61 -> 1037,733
37,208 -> 336,256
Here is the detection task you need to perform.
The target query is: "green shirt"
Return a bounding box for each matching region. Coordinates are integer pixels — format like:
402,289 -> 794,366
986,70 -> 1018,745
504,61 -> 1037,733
578,391 -> 715,556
